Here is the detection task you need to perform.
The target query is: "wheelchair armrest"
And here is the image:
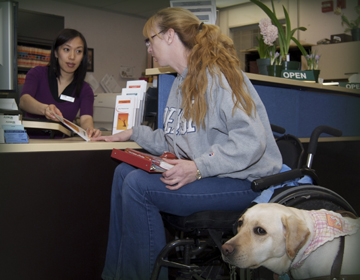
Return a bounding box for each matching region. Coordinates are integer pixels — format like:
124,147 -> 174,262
251,168 -> 316,192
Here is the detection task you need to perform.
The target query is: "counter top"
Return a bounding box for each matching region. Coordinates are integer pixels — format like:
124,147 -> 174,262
145,68 -> 360,96
245,73 -> 359,96
1,135 -> 357,153
0,137 -> 141,153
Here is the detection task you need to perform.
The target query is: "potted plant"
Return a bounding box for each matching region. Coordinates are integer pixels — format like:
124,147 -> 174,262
250,0 -> 307,70
256,18 -> 278,75
341,5 -> 360,41
304,51 -> 320,70
255,35 -> 270,60
304,50 -> 321,82
287,41 -> 321,82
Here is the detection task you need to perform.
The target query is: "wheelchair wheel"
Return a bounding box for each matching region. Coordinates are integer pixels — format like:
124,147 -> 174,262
167,234 -> 237,280
269,185 -> 357,215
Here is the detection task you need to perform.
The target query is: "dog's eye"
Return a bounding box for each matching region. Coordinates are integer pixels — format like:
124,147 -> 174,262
238,220 -> 243,228
254,227 -> 267,235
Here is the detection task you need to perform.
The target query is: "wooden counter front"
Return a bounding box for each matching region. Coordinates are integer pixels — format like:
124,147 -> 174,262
0,137 -> 141,153
0,135 -> 142,279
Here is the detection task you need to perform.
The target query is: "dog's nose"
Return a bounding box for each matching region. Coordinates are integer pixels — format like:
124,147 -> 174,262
221,243 -> 235,256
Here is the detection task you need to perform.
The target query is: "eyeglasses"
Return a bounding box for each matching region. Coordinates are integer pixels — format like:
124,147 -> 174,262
145,30 -> 165,47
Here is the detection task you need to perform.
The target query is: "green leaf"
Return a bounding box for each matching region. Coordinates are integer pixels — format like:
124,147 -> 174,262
290,27 -> 307,38
250,0 -> 286,58
356,5 -> 360,15
251,0 -> 307,61
284,6 -> 292,58
355,17 -> 360,28
341,15 -> 352,28
291,37 -> 308,58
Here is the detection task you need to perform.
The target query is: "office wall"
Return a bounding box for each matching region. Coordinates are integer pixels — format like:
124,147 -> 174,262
16,0 -> 359,91
219,0 -> 359,45
16,0 -> 147,93
299,0 -> 358,44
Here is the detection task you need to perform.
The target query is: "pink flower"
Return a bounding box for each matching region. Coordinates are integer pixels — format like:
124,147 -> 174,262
259,18 -> 278,46
259,18 -> 272,31
263,25 -> 278,46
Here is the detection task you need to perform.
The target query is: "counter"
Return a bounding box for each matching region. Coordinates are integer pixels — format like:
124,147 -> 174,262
145,67 -> 360,95
146,68 -> 360,138
0,137 -> 141,280
0,137 -> 141,153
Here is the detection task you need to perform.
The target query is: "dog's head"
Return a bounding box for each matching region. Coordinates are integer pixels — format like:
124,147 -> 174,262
221,203 -> 310,275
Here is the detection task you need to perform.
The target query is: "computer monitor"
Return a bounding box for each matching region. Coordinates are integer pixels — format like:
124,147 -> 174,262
0,1 -> 18,102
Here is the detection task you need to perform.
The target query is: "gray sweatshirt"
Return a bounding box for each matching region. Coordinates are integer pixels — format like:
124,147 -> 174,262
131,68 -> 282,181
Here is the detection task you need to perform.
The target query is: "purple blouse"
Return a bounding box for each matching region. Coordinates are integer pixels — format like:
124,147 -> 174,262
21,66 -> 94,122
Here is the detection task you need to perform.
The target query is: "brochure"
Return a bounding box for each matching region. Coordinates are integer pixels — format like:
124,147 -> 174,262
112,96 -> 136,134
52,111 -> 90,141
122,88 -> 145,127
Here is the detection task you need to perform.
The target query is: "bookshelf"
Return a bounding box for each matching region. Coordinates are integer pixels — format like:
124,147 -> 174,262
17,9 -> 64,85
17,45 -> 51,85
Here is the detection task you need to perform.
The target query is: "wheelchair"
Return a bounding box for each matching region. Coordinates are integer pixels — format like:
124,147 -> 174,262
150,125 -> 358,280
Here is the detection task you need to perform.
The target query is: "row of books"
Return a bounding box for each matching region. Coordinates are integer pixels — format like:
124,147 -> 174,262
17,45 -> 51,69
112,80 -> 148,135
18,74 -> 26,85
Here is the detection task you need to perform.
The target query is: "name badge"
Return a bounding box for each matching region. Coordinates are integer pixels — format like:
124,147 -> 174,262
60,94 -> 75,103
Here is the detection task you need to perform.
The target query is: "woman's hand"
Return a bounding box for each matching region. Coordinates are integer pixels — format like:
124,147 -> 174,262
91,129 -> 133,142
160,159 -> 198,190
19,94 -> 63,120
86,128 -> 102,138
45,104 -> 62,121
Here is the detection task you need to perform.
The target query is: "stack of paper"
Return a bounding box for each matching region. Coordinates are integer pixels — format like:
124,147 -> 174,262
112,80 -> 147,135
0,99 -> 27,143
0,114 -> 28,144
0,98 -> 19,111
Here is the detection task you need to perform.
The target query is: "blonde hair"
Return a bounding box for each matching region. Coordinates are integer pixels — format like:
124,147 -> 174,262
143,7 -> 255,128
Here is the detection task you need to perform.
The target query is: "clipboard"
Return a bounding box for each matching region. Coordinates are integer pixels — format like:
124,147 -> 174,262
111,148 -> 175,173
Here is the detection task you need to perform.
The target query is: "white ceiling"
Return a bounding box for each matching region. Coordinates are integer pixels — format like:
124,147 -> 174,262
53,0 -> 250,19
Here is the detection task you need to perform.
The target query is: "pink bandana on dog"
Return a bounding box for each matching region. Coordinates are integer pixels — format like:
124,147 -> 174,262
292,210 -> 359,269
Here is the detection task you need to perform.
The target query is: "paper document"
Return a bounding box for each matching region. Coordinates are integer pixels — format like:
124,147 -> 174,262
52,111 -> 90,141
112,96 -> 136,134
0,98 -> 18,110
122,88 -> 145,127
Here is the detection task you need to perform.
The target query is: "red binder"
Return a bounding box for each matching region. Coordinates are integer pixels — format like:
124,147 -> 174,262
111,148 -> 176,173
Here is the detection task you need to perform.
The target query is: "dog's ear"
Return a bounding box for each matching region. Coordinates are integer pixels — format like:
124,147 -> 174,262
281,215 -> 310,259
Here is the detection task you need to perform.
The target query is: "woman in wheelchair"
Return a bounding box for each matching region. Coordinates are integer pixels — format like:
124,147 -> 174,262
92,7 -> 282,280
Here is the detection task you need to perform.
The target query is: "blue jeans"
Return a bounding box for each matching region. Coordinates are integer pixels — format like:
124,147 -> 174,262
101,163 -> 258,280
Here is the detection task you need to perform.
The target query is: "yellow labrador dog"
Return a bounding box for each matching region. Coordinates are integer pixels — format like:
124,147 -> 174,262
222,203 -> 360,279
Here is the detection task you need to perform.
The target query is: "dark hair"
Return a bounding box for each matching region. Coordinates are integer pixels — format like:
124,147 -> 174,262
49,28 -> 88,97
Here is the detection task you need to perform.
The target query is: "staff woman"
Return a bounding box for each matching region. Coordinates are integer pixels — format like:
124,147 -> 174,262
20,28 -> 101,138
